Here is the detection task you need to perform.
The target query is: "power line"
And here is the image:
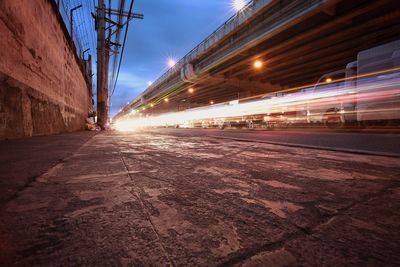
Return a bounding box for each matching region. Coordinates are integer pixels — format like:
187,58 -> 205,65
108,0 -> 125,96
110,0 -> 135,99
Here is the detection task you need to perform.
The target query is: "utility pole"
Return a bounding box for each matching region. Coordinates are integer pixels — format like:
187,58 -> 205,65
96,0 -> 107,128
95,0 -> 143,127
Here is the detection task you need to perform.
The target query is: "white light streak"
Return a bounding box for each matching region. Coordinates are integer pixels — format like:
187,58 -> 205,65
114,74 -> 400,132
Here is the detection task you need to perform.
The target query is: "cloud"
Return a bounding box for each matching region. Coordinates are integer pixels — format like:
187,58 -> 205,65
109,70 -> 148,116
106,0 -> 241,117
114,71 -> 148,89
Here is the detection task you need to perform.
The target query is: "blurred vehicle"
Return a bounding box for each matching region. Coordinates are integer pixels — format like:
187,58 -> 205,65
307,40 -> 400,128
141,40 -> 400,130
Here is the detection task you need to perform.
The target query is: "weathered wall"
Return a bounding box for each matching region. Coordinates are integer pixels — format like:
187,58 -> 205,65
0,0 -> 91,140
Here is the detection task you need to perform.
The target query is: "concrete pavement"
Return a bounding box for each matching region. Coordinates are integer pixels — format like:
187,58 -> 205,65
1,131 -> 399,266
0,132 -> 97,206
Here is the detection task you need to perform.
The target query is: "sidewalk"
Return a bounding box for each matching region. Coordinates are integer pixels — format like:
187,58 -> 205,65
0,132 -> 96,206
1,131 -> 399,266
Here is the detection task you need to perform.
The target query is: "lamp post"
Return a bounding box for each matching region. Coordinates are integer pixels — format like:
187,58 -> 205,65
82,48 -> 90,60
70,4 -> 82,47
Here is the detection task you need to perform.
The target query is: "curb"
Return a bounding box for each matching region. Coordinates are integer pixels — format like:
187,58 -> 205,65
210,135 -> 400,158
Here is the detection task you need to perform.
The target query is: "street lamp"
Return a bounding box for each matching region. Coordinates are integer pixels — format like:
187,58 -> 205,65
210,100 -> 214,105
82,48 -> 90,60
164,97 -> 169,103
253,60 -> 263,69
232,0 -> 246,12
70,5 -> 82,47
167,58 -> 176,68
188,87 -> 194,93
325,78 -> 332,83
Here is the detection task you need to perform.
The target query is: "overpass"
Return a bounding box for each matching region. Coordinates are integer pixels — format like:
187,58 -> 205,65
114,0 -> 400,119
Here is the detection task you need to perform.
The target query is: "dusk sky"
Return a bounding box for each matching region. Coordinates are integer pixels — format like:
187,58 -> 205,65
109,0 -> 249,116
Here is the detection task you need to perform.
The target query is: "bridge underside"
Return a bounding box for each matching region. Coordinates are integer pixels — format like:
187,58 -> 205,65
145,0 -> 400,115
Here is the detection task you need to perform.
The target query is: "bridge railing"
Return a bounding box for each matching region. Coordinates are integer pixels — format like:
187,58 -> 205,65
143,0 -> 272,95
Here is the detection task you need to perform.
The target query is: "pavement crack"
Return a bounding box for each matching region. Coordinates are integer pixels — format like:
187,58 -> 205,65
216,231 -> 303,267
336,179 -> 400,216
0,174 -> 40,211
119,151 -> 176,267
215,180 -> 399,266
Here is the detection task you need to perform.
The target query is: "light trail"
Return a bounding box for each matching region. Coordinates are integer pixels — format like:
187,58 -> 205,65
114,72 -> 400,132
136,66 -> 400,114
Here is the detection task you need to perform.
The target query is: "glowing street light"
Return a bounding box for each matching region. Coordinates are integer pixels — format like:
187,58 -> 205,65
325,78 -> 332,83
254,60 -> 263,69
232,0 -> 246,12
164,97 -> 169,103
210,100 -> 214,105
150,103 -> 154,107
188,87 -> 194,93
167,58 -> 176,68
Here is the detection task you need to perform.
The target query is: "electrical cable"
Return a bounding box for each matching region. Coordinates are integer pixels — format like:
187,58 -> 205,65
109,0 -> 135,99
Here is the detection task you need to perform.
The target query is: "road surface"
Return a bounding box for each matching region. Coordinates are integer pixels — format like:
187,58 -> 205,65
1,130 -> 399,266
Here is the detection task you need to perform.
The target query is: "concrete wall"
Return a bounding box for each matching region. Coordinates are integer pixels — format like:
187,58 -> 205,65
0,0 -> 91,140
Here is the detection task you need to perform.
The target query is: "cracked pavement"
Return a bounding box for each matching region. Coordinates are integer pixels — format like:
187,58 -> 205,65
0,131 -> 399,266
